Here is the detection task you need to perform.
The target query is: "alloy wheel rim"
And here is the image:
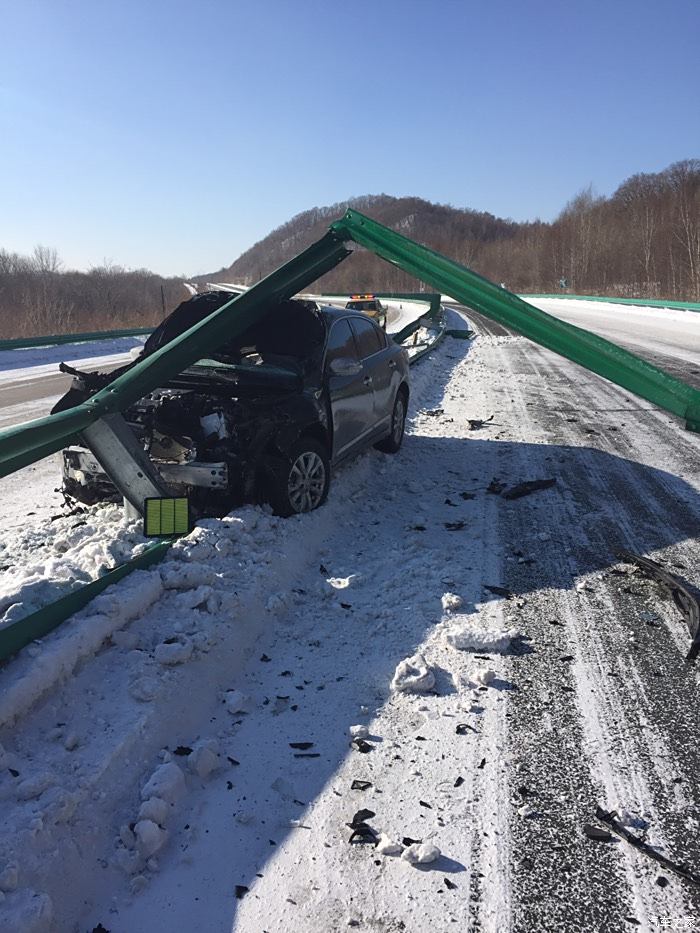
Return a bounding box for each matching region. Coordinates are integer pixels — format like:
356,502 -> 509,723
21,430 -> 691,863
288,451 -> 326,512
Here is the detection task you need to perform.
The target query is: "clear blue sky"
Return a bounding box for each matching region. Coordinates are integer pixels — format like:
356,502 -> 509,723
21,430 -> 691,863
1,0 -> 698,276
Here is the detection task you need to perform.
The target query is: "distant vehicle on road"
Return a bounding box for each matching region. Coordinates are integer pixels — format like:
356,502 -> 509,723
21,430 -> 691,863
56,295 -> 410,517
345,294 -> 386,318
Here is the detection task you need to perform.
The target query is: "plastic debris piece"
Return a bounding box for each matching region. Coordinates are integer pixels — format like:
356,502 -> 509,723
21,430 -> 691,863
468,415 -> 494,430
456,724 -> 477,735
289,742 -> 314,750
502,478 -> 556,500
235,885 -> 249,900
444,521 -> 467,531
583,824 -> 613,842
351,780 -> 373,791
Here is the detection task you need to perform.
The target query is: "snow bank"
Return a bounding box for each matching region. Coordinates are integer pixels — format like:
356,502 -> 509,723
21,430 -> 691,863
390,653 -> 436,693
444,623 -> 518,653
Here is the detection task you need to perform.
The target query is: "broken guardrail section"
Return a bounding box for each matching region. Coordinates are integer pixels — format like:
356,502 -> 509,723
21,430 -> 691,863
2,208 -> 699,487
330,210 -> 700,433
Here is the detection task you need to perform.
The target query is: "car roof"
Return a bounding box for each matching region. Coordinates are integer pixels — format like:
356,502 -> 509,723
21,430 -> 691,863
317,304 -> 377,324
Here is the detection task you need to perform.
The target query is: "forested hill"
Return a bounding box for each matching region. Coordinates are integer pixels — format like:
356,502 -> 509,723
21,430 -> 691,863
205,161 -> 700,301
201,194 -> 519,294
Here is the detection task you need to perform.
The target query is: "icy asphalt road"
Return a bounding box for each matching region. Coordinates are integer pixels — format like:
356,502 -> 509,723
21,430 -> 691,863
1,307 -> 700,932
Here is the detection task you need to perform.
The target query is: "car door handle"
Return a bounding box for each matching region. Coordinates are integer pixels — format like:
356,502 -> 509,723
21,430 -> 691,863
363,375 -> 373,386
388,360 -> 397,369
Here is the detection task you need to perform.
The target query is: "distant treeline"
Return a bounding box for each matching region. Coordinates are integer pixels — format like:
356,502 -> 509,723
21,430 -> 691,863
0,248 -> 186,339
2,159 -> 698,339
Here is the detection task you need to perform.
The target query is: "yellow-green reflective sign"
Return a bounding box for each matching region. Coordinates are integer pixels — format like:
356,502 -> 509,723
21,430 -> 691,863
144,497 -> 190,537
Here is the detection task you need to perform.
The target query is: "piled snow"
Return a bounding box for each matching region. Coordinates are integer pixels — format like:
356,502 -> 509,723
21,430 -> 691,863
444,623 -> 518,653
0,503 -> 151,625
390,653 -> 436,694
402,842 -> 441,865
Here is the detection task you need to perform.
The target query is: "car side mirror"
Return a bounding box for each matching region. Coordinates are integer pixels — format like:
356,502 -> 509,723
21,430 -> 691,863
329,357 -> 363,377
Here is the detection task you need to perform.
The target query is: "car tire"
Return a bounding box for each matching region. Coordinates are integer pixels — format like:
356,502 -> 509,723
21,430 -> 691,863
375,387 -> 407,454
266,437 -> 331,517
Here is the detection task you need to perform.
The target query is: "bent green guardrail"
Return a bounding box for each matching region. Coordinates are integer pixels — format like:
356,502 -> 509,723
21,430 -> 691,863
331,210 -> 700,432
2,209 -> 700,486
520,294 -> 700,312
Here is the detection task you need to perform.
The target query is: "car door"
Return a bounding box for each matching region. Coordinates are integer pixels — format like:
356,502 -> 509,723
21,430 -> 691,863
349,316 -> 395,431
325,317 -> 375,460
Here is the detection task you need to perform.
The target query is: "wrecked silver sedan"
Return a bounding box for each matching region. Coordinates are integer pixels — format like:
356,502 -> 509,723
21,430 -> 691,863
55,295 -> 410,516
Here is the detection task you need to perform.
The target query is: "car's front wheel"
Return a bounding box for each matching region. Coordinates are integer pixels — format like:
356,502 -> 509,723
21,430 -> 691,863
266,437 -> 331,517
375,388 -> 407,453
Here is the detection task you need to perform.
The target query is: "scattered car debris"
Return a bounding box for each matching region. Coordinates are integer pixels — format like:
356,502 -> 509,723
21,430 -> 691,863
456,724 -> 478,735
487,479 -> 505,494
235,885 -> 249,899
260,654 -> 271,662
468,414 -> 494,430
402,836 -> 422,847
454,776 -> 465,788
501,478 -> 557,500
618,551 -> 700,661
390,653 -> 436,693
289,742 -> 314,750
459,491 -> 476,500
419,800 -> 433,809
424,408 -> 444,417
347,808 -> 378,845
172,746 -> 193,757
351,780 -> 372,791
595,807 -> 700,886
444,521 -> 467,531
352,739 -> 373,754
477,758 -> 486,769
294,753 -> 320,759
444,877 -> 458,890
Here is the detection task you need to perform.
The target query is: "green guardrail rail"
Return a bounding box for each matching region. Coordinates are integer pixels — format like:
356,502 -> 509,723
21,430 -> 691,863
0,539 -> 172,661
330,210 -> 700,432
0,326 -> 153,352
519,294 -> 700,312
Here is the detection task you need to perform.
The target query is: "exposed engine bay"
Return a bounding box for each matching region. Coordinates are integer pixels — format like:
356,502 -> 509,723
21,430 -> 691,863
56,296 -> 332,515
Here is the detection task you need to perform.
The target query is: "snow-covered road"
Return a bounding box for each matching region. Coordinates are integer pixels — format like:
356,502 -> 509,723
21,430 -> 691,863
1,304 -> 700,932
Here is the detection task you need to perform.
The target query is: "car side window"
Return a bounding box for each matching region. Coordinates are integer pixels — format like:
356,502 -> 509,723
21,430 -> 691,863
326,319 -> 358,364
350,317 -> 384,358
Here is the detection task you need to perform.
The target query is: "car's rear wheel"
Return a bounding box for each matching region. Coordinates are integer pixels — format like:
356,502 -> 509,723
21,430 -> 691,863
266,437 -> 331,517
375,388 -> 407,453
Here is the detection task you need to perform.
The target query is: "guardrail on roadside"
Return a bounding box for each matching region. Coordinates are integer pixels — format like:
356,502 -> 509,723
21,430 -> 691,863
519,294 -> 700,312
0,327 -> 154,352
